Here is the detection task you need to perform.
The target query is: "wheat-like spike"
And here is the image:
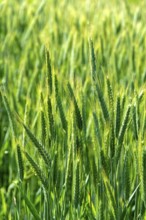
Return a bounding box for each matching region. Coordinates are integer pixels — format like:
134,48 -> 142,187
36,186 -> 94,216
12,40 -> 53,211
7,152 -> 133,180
57,95 -> 67,132
55,76 -> 67,132
106,77 -> 115,157
106,77 -> 114,118
24,151 -> 48,190
45,48 -> 52,95
93,112 -> 102,147
22,193 -> 41,220
106,78 -> 115,158
132,105 -> 138,140
121,95 -> 126,110
74,160 -> 80,209
116,105 -> 131,163
75,134 -> 83,158
142,149 -> 146,206
110,123 -> 115,158
82,94 -> 86,136
115,96 -> 121,138
17,145 -> 24,182
118,105 -> 131,145
22,123 -> 51,166
54,75 -> 58,99
89,39 -> 96,82
47,97 -> 54,138
41,110 -> 46,146
68,83 -> 82,130
96,83 -> 110,122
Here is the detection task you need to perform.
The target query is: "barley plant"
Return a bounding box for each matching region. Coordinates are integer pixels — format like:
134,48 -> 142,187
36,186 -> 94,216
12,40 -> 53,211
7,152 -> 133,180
0,0 -> 146,219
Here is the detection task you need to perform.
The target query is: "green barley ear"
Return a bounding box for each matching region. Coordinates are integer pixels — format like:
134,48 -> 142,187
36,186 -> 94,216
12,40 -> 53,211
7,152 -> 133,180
142,149 -> 146,206
115,96 -> 121,138
132,45 -> 136,73
82,94 -> 86,136
93,112 -> 102,147
54,74 -> 58,98
47,97 -> 54,138
132,105 -> 139,140
24,151 -> 48,190
96,83 -> 110,122
17,145 -> 24,182
116,105 -> 131,162
106,77 -> 114,118
89,39 -> 96,82
121,95 -> 126,110
110,124 -> 115,158
45,48 -> 52,95
55,75 -> 67,132
22,123 -> 51,166
68,82 -> 82,131
41,110 -> 46,146
22,193 -> 41,220
106,77 -> 115,157
118,105 -> 131,145
74,159 -> 80,209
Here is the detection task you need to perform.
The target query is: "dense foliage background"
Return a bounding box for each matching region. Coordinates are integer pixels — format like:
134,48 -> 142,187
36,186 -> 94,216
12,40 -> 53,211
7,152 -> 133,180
0,0 -> 146,219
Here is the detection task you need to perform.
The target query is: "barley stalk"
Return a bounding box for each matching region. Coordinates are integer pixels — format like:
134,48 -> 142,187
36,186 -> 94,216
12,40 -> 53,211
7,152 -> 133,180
74,160 -> 80,209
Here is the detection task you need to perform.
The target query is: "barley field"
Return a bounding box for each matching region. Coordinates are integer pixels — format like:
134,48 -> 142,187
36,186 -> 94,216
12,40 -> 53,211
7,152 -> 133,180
0,0 -> 146,219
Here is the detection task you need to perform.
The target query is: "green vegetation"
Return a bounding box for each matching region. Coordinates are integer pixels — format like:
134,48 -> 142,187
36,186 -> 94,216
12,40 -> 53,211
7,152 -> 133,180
0,0 -> 146,219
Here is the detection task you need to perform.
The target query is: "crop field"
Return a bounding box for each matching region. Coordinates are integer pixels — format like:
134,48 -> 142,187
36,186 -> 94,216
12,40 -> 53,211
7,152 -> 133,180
0,0 -> 146,219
